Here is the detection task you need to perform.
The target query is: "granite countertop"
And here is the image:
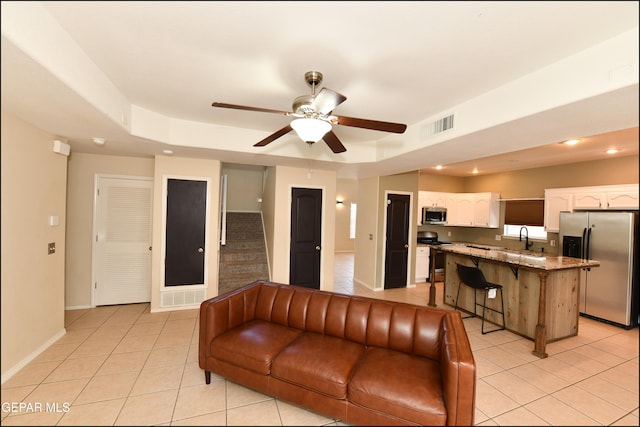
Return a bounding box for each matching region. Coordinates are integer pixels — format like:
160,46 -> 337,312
426,243 -> 600,271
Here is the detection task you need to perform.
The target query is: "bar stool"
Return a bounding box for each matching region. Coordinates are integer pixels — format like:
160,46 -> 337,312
454,263 -> 506,334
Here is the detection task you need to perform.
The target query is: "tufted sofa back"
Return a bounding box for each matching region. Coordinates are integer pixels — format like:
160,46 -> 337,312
204,281 -> 445,361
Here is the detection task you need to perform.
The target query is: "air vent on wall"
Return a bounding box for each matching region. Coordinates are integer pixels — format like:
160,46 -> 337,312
421,113 -> 455,139
161,288 -> 206,308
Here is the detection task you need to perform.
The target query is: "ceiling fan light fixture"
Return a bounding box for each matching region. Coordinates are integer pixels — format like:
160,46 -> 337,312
290,118 -> 331,143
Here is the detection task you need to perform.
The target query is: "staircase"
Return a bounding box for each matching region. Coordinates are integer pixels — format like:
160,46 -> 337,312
218,212 -> 270,295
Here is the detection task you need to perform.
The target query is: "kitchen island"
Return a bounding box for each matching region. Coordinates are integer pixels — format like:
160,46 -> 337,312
427,243 -> 600,358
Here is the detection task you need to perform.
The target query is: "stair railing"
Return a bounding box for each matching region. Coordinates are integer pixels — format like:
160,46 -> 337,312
220,174 -> 227,246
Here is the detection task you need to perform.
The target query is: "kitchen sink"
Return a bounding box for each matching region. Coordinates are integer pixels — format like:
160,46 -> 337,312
503,249 -> 546,258
503,251 -> 547,264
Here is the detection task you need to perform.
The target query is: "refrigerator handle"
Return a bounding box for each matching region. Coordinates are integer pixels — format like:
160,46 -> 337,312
581,227 -> 588,260
585,227 -> 592,271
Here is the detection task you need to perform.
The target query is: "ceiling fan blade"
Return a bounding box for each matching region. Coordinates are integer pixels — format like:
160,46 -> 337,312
322,130 -> 347,153
254,125 -> 293,147
312,88 -> 347,115
333,115 -> 407,134
212,102 -> 290,115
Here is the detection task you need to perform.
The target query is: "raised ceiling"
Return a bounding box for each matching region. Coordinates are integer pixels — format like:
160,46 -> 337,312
1,1 -> 638,178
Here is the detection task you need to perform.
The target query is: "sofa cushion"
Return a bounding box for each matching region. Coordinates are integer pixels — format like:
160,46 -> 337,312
349,346 -> 447,425
271,332 -> 365,399
211,319 -> 301,375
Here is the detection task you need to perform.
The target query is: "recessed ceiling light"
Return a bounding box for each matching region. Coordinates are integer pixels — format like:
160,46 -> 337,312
606,148 -> 619,154
92,137 -> 106,146
162,149 -> 174,155
472,168 -> 479,174
435,165 -> 443,170
563,139 -> 579,145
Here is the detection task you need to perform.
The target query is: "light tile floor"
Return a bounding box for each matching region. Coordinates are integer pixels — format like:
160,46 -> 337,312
1,253 -> 638,426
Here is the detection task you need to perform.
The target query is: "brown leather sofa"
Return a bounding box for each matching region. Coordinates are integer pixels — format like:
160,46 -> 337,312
199,280 -> 476,426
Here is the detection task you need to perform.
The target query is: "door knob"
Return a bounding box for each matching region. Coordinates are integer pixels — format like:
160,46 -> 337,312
315,245 -> 321,251
197,247 -> 204,253
404,244 -> 409,248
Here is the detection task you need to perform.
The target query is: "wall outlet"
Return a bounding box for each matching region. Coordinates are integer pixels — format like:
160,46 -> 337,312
447,231 -> 452,237
550,240 -> 556,247
495,235 -> 502,241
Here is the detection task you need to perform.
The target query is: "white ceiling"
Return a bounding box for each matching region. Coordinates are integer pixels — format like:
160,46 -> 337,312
1,1 -> 638,178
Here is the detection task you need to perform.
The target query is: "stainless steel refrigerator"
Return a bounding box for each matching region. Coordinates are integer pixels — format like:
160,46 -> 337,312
559,211 -> 639,328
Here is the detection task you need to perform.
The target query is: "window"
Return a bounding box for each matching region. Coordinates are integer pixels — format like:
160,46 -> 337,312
503,199 -> 547,240
503,224 -> 547,240
349,203 -> 357,239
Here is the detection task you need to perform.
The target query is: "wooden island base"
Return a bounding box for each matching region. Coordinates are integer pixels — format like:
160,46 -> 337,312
431,246 -> 598,358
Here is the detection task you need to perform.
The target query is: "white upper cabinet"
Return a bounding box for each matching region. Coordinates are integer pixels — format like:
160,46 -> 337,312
473,193 -> 500,228
544,189 -> 573,232
421,191 -> 447,208
545,184 -> 639,232
444,192 -> 500,228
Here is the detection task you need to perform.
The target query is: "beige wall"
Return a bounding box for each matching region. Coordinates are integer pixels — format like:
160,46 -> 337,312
65,153 -> 154,308
1,113 -> 68,380
335,179 -> 357,252
263,166 -> 337,291
461,155 -> 638,197
221,163 -> 265,212
353,177 -> 379,289
151,156 -> 221,311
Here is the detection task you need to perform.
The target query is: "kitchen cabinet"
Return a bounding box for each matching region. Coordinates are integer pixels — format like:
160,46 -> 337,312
606,190 -> 639,209
544,189 -> 572,232
473,192 -> 500,227
422,191 -> 447,208
415,245 -> 430,282
545,184 -> 639,232
445,192 -> 500,228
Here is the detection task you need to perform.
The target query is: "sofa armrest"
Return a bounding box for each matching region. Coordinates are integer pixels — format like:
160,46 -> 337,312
440,311 -> 476,426
198,281 -> 262,369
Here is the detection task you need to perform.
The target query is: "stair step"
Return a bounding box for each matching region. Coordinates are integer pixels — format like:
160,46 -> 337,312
219,212 -> 269,295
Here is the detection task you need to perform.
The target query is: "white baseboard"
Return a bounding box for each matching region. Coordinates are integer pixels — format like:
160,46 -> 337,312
1,328 -> 66,385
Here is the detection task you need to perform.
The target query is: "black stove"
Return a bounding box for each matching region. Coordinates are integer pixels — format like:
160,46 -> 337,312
417,231 -> 451,246
417,238 -> 451,245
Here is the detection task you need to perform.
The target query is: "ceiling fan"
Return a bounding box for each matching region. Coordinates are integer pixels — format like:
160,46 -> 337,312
212,71 -> 407,153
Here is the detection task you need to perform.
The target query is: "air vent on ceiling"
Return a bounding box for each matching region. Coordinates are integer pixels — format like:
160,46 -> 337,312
422,113 -> 455,139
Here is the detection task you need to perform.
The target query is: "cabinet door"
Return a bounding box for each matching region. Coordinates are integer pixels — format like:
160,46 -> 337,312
473,197 -> 491,227
415,246 -> 430,282
544,191 -> 572,232
456,197 -> 474,226
573,192 -> 605,209
445,194 -> 459,225
606,191 -> 639,209
423,192 -> 446,208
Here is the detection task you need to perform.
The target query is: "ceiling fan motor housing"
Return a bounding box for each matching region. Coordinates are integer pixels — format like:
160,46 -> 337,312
292,95 -> 316,115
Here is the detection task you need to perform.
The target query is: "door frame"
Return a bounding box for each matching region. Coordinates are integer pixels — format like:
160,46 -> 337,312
160,174 -> 212,291
91,173 -> 154,307
381,190 -> 415,289
287,184 -> 326,288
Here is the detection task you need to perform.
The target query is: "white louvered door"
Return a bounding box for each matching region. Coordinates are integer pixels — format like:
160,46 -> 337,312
93,175 -> 153,306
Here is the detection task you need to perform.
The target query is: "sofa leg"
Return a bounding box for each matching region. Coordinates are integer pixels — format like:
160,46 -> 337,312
205,370 -> 211,384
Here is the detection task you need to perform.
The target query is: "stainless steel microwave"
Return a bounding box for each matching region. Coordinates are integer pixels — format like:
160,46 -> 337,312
422,206 -> 447,224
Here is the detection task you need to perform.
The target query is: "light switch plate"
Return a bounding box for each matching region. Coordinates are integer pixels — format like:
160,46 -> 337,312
48,242 -> 56,254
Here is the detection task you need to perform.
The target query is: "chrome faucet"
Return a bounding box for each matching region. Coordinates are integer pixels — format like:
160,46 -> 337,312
519,226 -> 534,250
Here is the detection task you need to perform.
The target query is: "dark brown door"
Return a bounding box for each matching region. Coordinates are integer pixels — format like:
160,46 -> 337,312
165,178 -> 207,286
384,193 -> 410,289
290,187 -> 322,289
